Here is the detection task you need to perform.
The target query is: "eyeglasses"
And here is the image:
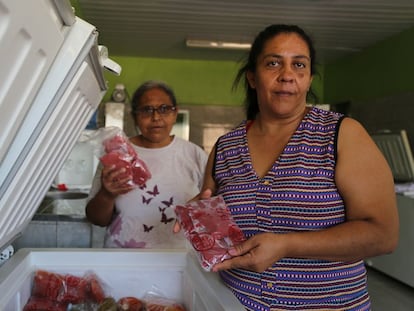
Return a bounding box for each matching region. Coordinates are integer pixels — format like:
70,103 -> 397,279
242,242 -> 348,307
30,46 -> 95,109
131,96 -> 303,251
136,104 -> 177,117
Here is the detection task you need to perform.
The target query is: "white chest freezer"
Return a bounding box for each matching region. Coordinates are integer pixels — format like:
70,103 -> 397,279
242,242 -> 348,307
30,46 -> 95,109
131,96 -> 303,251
0,249 -> 242,311
0,1 -> 243,310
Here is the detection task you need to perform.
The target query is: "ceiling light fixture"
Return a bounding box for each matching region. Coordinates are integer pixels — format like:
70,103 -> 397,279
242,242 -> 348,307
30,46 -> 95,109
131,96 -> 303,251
186,39 -> 251,50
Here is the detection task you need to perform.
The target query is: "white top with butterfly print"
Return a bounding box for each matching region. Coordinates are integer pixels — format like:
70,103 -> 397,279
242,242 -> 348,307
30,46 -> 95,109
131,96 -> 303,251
88,136 -> 208,248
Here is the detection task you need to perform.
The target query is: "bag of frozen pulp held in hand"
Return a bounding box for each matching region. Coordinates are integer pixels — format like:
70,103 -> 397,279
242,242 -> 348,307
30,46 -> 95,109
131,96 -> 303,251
93,126 -> 151,187
174,195 -> 246,271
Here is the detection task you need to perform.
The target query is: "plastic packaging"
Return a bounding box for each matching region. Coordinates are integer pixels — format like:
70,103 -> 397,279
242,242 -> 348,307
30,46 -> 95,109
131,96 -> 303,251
23,270 -> 106,310
117,296 -> 144,310
88,127 -> 151,187
174,195 -> 246,271
142,289 -> 186,311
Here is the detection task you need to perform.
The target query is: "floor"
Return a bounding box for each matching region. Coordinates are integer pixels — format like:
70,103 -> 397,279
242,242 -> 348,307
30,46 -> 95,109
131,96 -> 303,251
367,267 -> 414,310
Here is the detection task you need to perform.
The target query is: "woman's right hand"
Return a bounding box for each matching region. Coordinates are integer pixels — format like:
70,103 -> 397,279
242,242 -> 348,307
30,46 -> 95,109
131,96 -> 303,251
101,165 -> 134,197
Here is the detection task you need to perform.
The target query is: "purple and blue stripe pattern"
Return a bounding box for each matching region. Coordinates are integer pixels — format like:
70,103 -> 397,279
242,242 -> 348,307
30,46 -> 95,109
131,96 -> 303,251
214,107 -> 370,310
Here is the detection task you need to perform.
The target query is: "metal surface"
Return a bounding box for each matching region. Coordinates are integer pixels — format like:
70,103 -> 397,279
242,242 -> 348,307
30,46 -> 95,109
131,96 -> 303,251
45,191 -> 89,200
371,130 -> 414,182
77,0 -> 414,64
366,194 -> 414,288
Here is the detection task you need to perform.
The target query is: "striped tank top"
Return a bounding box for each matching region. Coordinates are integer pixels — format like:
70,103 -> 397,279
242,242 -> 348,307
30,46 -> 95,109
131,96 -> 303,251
214,107 -> 370,311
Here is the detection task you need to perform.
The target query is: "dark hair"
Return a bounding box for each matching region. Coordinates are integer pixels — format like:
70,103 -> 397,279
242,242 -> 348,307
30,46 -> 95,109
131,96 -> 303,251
233,24 -> 319,120
131,80 -> 177,117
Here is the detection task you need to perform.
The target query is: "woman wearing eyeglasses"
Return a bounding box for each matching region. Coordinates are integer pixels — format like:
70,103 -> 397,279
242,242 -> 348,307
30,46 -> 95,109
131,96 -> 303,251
86,80 -> 208,248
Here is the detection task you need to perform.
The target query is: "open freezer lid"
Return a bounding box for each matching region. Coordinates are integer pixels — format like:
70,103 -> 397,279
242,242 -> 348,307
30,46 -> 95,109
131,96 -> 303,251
0,0 -> 120,250
0,0 -> 75,165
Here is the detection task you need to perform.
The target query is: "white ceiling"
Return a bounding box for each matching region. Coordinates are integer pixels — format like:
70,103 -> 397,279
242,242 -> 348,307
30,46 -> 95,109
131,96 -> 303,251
77,0 -> 414,64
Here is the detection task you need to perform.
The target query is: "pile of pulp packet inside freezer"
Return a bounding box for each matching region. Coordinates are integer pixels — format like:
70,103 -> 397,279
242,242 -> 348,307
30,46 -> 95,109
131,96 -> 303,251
23,269 -> 185,311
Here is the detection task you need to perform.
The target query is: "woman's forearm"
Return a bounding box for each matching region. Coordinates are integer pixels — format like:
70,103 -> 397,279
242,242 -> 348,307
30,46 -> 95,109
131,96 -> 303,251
85,187 -> 116,226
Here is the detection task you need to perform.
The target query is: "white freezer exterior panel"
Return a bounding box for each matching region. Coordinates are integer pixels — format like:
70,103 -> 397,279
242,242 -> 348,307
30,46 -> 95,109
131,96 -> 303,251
0,9 -> 108,249
0,0 -> 72,164
0,249 -> 244,311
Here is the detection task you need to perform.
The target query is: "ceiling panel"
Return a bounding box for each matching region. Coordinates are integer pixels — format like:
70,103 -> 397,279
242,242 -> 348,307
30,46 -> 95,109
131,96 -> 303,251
76,0 -> 414,64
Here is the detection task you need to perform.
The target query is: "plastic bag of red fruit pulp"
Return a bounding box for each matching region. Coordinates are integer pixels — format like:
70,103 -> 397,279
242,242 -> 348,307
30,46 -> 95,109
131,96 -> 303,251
174,195 -> 246,271
87,126 -> 151,187
23,270 -> 106,311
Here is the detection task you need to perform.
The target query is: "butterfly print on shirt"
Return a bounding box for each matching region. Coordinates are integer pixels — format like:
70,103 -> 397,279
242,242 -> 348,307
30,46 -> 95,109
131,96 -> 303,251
143,224 -> 154,232
160,211 -> 175,224
146,185 -> 159,197
142,195 -> 153,205
161,197 -> 173,207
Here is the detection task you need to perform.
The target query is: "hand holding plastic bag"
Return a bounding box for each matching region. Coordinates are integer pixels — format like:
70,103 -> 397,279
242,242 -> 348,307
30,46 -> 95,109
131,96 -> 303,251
90,126 -> 151,187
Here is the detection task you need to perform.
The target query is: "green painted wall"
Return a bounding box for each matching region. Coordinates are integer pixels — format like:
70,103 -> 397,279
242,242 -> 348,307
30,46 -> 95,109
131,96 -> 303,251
70,0 -> 83,18
324,26 -> 414,105
103,56 -> 324,106
103,57 -> 244,106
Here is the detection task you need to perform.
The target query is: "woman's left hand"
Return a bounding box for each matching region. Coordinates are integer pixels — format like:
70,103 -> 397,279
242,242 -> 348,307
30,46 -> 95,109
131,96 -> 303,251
212,232 -> 284,273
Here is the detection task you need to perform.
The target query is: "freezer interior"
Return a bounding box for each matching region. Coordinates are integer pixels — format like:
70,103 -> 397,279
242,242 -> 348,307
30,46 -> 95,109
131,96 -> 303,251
0,249 -> 242,311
